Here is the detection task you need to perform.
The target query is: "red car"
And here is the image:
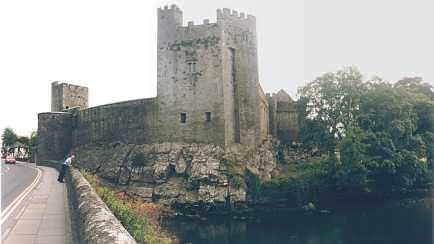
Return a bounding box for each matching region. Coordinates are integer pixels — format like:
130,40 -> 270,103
5,155 -> 16,164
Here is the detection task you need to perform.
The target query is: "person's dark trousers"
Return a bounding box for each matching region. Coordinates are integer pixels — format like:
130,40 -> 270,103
58,164 -> 67,182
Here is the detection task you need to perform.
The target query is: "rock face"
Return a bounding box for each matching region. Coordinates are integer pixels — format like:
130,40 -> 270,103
73,140 -> 278,213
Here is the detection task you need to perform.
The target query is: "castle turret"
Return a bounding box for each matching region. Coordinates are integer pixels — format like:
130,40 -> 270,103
157,4 -> 183,48
217,8 -> 266,147
51,81 -> 88,112
37,112 -> 73,161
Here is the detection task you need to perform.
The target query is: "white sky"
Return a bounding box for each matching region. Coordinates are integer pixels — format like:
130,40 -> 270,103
0,0 -> 433,139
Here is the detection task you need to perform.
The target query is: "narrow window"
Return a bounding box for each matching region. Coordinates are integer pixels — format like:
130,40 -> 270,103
205,112 -> 211,122
180,113 -> 187,123
187,61 -> 197,73
192,62 -> 197,72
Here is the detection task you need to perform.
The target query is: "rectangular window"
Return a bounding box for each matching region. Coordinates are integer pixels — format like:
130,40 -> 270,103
180,113 -> 187,123
205,112 -> 211,122
187,61 -> 197,73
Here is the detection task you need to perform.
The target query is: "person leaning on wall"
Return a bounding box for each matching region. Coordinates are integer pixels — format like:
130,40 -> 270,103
58,153 -> 75,183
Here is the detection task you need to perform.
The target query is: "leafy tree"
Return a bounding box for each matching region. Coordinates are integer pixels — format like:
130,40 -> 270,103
287,68 -> 433,203
2,127 -> 18,148
30,131 -> 37,148
412,96 -> 434,134
17,136 -> 30,147
336,133 -> 369,194
298,67 -> 366,147
394,77 -> 434,100
299,119 -> 335,154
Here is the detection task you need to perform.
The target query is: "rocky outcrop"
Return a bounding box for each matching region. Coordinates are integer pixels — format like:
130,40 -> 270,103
73,140 -> 278,213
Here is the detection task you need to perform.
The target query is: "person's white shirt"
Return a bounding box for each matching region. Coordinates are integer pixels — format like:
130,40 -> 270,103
64,157 -> 72,166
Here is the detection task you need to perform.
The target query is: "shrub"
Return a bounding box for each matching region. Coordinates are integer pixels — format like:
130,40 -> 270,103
81,170 -> 172,244
223,158 -> 245,187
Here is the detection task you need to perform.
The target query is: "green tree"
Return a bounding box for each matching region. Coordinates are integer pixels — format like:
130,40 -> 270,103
299,119 -> 335,154
336,133 -> 369,194
394,77 -> 434,100
2,127 -> 18,148
29,131 -> 38,159
298,67 -> 366,149
17,136 -> 30,147
292,68 -> 432,200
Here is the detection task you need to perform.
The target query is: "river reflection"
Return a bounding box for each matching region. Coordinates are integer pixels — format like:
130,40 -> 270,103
163,197 -> 432,244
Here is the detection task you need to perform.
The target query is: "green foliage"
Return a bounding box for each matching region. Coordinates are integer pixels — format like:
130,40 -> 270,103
223,158 -> 244,187
30,131 -> 37,147
131,152 -> 147,168
2,127 -> 18,148
258,159 -> 338,205
298,66 -> 366,141
299,119 -> 335,154
81,170 -> 172,244
16,136 -> 30,146
336,134 -> 369,194
267,68 -> 433,206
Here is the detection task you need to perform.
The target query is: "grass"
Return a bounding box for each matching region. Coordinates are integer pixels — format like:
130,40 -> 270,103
81,170 -> 173,244
223,158 -> 245,188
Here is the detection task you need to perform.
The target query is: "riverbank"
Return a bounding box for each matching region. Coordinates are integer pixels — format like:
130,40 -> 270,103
168,188 -> 431,219
163,194 -> 432,244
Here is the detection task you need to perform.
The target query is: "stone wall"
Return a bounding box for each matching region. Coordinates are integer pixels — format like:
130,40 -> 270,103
37,112 -> 73,161
67,167 -> 137,244
37,160 -> 137,244
275,101 -> 299,144
73,98 -> 158,146
267,90 -> 299,144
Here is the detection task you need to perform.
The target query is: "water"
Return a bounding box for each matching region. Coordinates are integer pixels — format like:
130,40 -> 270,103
164,196 -> 432,244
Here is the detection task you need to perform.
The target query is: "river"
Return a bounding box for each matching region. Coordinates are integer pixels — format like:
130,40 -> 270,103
163,196 -> 432,244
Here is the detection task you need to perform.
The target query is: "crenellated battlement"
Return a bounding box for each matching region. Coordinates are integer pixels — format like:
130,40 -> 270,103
158,5 -> 255,31
217,8 -> 256,23
158,4 -> 181,12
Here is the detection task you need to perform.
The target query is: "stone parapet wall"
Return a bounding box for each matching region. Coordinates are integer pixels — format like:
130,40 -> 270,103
67,167 -> 137,244
74,97 -> 158,146
38,160 -> 137,244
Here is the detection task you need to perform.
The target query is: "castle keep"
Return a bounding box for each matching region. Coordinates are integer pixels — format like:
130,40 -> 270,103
37,5 -> 298,161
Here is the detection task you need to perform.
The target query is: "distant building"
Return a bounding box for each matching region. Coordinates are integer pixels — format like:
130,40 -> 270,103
37,5 -> 298,161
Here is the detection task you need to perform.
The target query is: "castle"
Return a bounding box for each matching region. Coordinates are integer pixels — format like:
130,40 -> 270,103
37,5 -> 298,161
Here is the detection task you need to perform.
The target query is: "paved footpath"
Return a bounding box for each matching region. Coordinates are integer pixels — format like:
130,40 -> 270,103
2,166 -> 73,244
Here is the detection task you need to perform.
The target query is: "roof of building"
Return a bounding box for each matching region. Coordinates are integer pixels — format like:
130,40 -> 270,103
275,89 -> 294,102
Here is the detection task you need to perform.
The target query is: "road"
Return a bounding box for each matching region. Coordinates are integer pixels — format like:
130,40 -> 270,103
1,161 -> 38,211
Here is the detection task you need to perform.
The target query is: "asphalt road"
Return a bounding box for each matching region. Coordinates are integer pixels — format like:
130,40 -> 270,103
1,161 -> 38,211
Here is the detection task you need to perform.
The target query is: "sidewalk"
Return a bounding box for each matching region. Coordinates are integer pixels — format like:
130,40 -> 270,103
3,166 -> 72,244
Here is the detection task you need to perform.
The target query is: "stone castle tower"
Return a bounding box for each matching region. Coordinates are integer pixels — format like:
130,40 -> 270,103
51,81 -> 88,112
37,5 -> 297,161
157,5 -> 268,148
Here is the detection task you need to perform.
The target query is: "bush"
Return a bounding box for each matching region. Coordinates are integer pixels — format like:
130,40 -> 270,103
81,170 -> 172,244
223,158 -> 245,187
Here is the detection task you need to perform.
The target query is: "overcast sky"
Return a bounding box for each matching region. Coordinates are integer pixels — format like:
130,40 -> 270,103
0,0 -> 433,138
